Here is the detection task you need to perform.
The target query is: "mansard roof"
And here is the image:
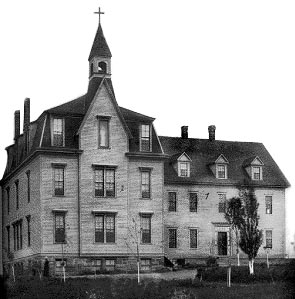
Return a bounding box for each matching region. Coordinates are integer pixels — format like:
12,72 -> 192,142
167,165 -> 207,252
1,78 -> 160,181
159,136 -> 290,188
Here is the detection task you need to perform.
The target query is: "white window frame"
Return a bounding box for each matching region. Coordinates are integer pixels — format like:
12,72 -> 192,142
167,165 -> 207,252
139,124 -> 152,152
189,228 -> 198,249
265,196 -> 273,214
51,117 -> 65,147
216,164 -> 227,179
265,229 -> 273,249
179,162 -> 190,177
252,166 -> 262,180
98,116 -> 110,148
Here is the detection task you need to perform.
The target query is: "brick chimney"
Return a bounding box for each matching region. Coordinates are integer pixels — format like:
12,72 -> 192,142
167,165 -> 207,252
23,98 -> 30,154
208,125 -> 216,141
23,98 -> 30,132
14,110 -> 20,142
181,126 -> 188,139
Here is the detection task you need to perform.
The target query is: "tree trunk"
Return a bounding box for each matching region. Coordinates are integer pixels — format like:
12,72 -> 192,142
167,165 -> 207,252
248,259 -> 254,275
12,265 -> 15,282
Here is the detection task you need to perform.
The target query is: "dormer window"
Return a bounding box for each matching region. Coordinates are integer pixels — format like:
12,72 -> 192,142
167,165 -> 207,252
52,118 -> 64,147
252,166 -> 262,180
244,156 -> 264,181
180,162 -> 189,177
211,154 -> 229,179
217,164 -> 227,179
140,124 -> 151,152
176,152 -> 191,177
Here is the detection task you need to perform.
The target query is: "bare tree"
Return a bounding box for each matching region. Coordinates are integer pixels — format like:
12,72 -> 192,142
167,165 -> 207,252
125,216 -> 142,284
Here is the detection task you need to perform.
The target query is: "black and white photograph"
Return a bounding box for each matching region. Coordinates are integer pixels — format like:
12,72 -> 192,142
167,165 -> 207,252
0,1 -> 294,298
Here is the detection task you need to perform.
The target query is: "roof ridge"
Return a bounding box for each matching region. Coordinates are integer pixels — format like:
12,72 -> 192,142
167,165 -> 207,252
159,135 -> 263,144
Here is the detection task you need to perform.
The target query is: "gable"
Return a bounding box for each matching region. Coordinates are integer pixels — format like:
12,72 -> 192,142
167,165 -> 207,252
215,154 -> 229,164
79,83 -> 129,150
77,78 -> 131,139
251,156 -> 264,166
178,152 -> 192,162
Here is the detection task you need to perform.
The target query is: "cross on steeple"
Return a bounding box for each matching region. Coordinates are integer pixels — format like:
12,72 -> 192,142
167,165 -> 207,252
94,7 -> 104,24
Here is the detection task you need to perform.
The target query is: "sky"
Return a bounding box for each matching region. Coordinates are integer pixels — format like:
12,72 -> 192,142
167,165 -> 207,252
0,0 -> 294,256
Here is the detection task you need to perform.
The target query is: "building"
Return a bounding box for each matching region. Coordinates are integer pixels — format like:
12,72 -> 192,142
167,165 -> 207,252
0,17 -> 290,276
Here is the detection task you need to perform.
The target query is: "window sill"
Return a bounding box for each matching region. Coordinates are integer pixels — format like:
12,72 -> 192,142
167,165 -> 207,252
140,197 -> 152,200
53,195 -> 65,197
140,243 -> 152,245
98,146 -> 111,150
94,242 -> 116,245
95,196 -> 116,199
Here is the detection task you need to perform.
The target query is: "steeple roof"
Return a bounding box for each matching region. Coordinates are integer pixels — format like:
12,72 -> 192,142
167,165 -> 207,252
88,23 -> 112,61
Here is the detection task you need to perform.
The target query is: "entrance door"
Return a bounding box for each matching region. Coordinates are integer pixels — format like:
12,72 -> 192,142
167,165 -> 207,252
217,232 -> 227,255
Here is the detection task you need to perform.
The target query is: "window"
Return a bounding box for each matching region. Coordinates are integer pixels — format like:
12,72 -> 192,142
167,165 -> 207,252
94,167 -> 116,197
94,214 -> 116,243
252,166 -> 262,180
141,259 -> 151,271
53,166 -> 65,196
105,259 -> 115,271
180,162 -> 189,177
90,63 -> 94,75
265,196 -> 272,214
6,226 -> 10,253
6,187 -> 10,215
52,118 -> 64,146
13,220 -> 23,250
141,169 -> 151,198
15,180 -> 19,210
168,228 -> 177,248
217,164 -> 227,179
189,193 -> 198,212
168,192 -> 177,212
26,171 -> 30,203
140,214 -> 151,244
55,213 -> 65,243
98,117 -> 110,148
190,229 -> 198,249
218,193 -> 226,213
265,230 -> 272,248
140,124 -> 151,152
26,215 -> 31,247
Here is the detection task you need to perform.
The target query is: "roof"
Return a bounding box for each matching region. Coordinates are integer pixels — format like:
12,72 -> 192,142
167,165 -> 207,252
159,136 -> 290,188
88,24 -> 112,61
2,77 -> 160,180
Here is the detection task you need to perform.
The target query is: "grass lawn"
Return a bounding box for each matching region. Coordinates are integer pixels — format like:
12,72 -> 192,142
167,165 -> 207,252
5,277 -> 294,299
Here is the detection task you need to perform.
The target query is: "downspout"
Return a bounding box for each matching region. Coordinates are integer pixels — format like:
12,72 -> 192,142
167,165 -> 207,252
77,146 -> 81,258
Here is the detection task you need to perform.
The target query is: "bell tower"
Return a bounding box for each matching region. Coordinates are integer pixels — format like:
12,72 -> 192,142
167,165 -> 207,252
88,7 -> 112,80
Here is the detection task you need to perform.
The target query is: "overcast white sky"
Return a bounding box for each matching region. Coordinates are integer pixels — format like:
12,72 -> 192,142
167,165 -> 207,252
0,0 -> 294,256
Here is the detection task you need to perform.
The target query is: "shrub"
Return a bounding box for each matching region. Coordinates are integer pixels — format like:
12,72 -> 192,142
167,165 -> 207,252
206,256 -> 219,267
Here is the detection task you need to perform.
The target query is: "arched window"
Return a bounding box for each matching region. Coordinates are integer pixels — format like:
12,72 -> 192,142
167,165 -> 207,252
98,61 -> 107,74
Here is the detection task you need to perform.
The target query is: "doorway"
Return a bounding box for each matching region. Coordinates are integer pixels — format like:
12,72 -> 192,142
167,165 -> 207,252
217,232 -> 228,255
